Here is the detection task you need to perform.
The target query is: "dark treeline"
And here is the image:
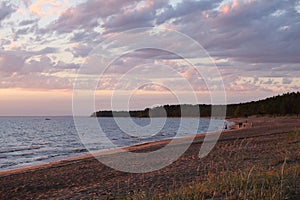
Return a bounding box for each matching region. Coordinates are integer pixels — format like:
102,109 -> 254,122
91,92 -> 300,118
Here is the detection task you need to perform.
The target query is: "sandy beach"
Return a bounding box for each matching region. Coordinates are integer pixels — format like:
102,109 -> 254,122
0,116 -> 299,199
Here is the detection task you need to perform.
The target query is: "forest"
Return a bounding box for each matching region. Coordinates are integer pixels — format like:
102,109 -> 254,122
91,92 -> 300,118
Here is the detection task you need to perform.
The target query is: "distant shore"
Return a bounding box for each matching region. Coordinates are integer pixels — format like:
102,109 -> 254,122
92,92 -> 300,118
0,116 -> 299,199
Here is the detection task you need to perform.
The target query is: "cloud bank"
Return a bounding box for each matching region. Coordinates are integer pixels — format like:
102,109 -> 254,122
0,0 -> 299,96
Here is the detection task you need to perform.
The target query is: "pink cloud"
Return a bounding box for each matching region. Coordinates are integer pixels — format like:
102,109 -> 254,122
220,4 -> 230,14
29,0 -> 69,17
219,0 -> 240,14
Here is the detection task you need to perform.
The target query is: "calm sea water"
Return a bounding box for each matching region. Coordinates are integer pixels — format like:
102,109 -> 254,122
0,117 -> 229,172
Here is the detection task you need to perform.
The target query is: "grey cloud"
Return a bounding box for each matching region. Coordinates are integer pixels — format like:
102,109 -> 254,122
0,2 -> 15,22
0,38 -> 11,48
49,0 -> 139,33
0,47 -> 39,76
0,50 -> 49,76
18,19 -> 38,26
48,0 -> 171,35
15,27 -> 31,35
103,11 -> 155,34
42,0 -> 300,66
282,78 -> 292,84
0,47 -> 70,77
172,0 -> 300,64
103,0 -> 169,33
37,47 -> 58,54
66,44 -> 92,58
0,53 -> 26,76
70,31 -> 90,42
156,0 -> 222,24
55,61 -> 80,70
271,64 -> 300,72
23,56 -> 79,74
69,31 -> 102,47
211,1 -> 287,29
22,55 -> 55,74
127,49 -> 182,60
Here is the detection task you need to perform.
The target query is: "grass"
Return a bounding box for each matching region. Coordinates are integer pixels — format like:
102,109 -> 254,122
127,164 -> 300,200
95,129 -> 300,200
287,129 -> 300,142
128,130 -> 300,200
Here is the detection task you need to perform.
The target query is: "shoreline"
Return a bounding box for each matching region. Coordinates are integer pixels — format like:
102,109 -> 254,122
1,116 -> 299,199
0,116 -> 294,176
0,118 -> 232,175
0,128 -> 216,176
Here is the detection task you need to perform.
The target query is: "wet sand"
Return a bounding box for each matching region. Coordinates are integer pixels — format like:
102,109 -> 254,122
0,116 -> 299,199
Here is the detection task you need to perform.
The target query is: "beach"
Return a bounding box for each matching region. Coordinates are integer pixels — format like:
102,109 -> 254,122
0,116 -> 299,199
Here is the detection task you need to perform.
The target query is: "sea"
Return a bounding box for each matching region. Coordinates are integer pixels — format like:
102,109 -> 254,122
0,117 -> 231,172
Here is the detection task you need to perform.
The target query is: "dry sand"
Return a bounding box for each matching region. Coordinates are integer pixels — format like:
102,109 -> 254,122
0,116 -> 299,199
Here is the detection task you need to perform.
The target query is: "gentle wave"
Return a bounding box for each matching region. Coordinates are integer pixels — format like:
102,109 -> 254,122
0,146 -> 43,154
0,117 -> 226,172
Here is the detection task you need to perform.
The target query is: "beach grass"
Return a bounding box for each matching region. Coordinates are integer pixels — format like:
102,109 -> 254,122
100,165 -> 299,200
124,129 -> 300,200
163,164 -> 299,200
124,163 -> 300,200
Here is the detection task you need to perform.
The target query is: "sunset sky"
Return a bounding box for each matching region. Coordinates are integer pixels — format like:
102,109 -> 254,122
0,0 -> 299,116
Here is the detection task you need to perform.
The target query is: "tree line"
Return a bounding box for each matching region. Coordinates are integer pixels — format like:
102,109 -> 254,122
91,92 -> 300,118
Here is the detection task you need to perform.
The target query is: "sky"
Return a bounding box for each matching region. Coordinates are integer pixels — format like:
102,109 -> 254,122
0,0 -> 299,116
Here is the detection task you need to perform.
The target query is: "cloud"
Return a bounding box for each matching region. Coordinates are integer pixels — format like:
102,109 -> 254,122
0,72 -> 74,89
37,47 -> 58,54
15,27 -> 31,35
21,0 -> 32,8
156,0 -> 222,24
0,49 -> 79,90
29,0 -> 68,17
169,0 -> 300,64
0,39 -> 11,48
55,0 -> 300,65
0,47 -> 75,77
102,9 -> 154,34
49,0 -> 140,33
22,55 -> 55,73
66,43 -> 92,58
18,19 -> 38,26
102,0 -> 169,33
282,78 -> 292,84
0,2 -> 15,22
1,0 -> 299,95
0,52 -> 26,76
126,49 -> 181,60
